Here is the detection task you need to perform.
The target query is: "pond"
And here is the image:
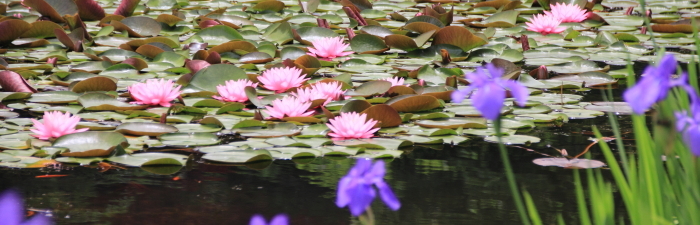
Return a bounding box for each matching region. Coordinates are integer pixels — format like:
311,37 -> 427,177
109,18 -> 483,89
0,89 -> 630,224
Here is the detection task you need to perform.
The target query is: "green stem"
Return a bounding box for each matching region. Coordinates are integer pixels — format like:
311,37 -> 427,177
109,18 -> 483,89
358,207 -> 375,225
494,118 -> 531,225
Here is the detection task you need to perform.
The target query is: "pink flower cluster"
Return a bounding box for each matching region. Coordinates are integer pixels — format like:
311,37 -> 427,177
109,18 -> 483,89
526,3 -> 591,35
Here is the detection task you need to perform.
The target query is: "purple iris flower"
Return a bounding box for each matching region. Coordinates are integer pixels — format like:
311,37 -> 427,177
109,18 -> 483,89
675,109 -> 700,156
623,54 -> 687,114
0,189 -> 51,225
249,214 -> 288,225
450,63 -> 529,120
336,159 -> 400,216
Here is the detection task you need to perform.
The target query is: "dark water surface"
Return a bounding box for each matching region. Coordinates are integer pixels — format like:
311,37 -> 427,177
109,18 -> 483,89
0,90 -> 631,225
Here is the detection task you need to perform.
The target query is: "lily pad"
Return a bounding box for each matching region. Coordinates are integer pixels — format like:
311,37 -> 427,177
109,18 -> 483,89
53,131 -> 129,157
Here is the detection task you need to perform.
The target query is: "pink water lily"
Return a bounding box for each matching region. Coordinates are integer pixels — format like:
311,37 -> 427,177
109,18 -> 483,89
327,112 -> 379,139
213,79 -> 257,102
307,37 -> 354,60
258,67 -> 309,93
545,3 -> 591,23
292,81 -> 344,105
30,111 -> 89,140
525,14 -> 567,35
382,77 -> 406,86
128,79 -> 182,107
263,95 -> 314,119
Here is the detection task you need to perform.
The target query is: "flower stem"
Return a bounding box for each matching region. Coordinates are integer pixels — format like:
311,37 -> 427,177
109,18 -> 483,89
358,207 -> 375,225
494,118 -> 531,225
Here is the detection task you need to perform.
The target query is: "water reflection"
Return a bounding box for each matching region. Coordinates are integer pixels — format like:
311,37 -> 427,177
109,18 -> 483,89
0,90 -> 629,224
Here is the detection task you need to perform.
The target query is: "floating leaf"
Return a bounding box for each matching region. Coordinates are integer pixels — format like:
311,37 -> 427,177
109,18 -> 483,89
53,131 -> 129,157
484,134 -> 540,144
23,0 -> 78,23
386,95 -> 442,112
0,71 -> 37,93
110,17 -> 162,37
0,20 -> 31,46
415,117 -> 487,129
350,34 -> 388,54
533,158 -> 606,169
159,132 -> 220,146
108,152 -> 188,167
114,0 -> 141,17
361,104 -> 402,127
115,122 -> 178,136
202,149 -> 273,163
78,93 -> 149,111
194,25 -> 244,46
186,64 -> 247,93
69,76 -> 117,93
433,26 -> 487,52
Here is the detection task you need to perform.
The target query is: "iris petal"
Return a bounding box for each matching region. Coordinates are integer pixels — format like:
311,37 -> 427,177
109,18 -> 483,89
472,82 -> 505,120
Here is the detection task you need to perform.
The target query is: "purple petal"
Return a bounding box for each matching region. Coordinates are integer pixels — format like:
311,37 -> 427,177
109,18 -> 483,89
249,214 -> 267,225
335,177 -> 353,207
348,185 -> 375,216
682,124 -> 700,156
375,181 -> 401,211
0,190 -> 23,225
676,111 -> 692,132
465,67 -> 488,86
623,77 -> 664,114
471,82 -> 505,120
350,159 -> 372,177
485,63 -> 504,78
270,214 -> 289,225
500,80 -> 529,106
368,160 -> 385,180
657,54 -> 677,78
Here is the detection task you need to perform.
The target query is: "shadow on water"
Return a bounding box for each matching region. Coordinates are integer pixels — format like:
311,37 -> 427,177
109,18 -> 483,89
0,89 -> 633,225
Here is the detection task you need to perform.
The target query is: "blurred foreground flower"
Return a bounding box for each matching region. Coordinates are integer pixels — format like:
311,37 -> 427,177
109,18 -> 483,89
0,189 -> 51,225
249,214 -> 288,225
545,3 -> 591,23
263,96 -> 314,119
675,110 -> 700,156
336,159 -> 400,216
307,37 -> 354,60
327,112 -> 379,139
258,67 -> 308,93
30,111 -> 88,140
623,54 -> 687,114
451,63 -> 528,120
213,79 -> 257,102
128,79 -> 182,107
292,81 -> 343,104
525,14 -> 566,35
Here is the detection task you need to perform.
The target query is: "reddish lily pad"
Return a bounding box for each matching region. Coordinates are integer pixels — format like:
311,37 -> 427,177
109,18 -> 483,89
386,95 -> 442,112
433,26 -> 488,52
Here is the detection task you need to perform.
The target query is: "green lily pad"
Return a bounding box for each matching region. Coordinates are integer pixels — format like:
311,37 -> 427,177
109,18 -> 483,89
108,152 -> 189,167
53,131 -> 129,157
159,132 -> 220,146
484,134 -> 540,144
116,122 -> 178,136
201,149 -> 273,163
